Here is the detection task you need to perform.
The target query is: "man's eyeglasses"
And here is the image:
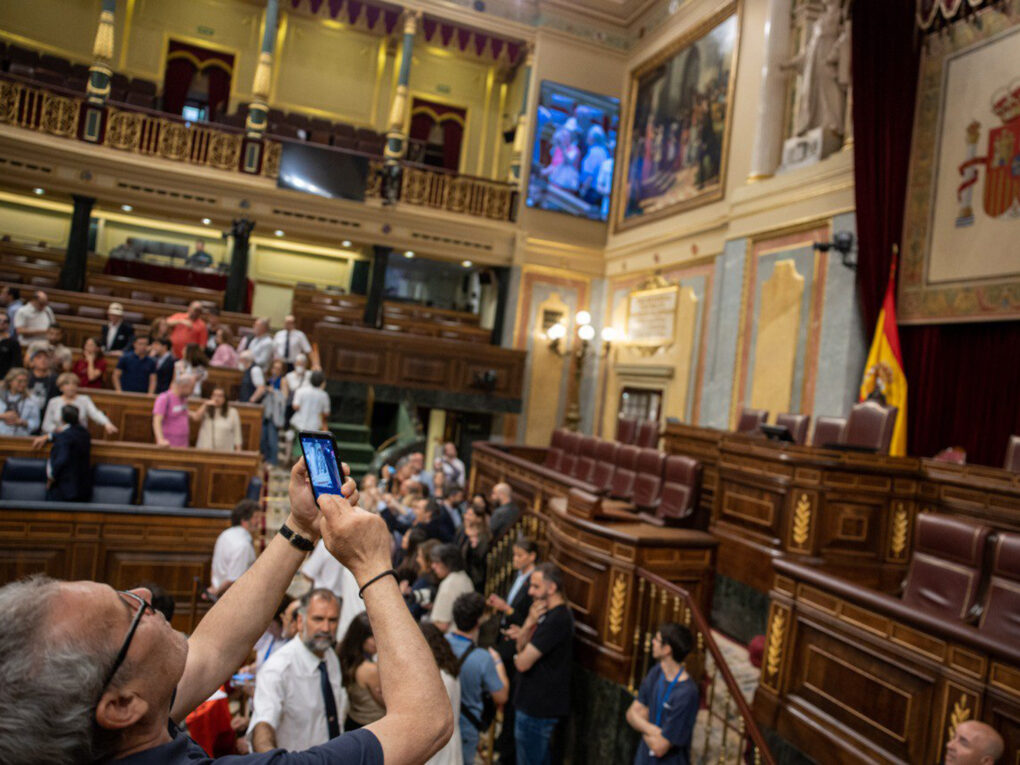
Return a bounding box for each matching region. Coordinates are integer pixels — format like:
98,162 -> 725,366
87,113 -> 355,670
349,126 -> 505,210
101,591 -> 155,690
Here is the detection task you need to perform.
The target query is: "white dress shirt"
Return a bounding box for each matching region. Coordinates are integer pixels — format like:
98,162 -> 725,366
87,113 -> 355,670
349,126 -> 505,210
274,328 -> 312,364
247,637 -> 349,751
301,540 -> 365,642
41,394 -> 112,434
290,386 -> 330,432
210,525 -> 255,590
242,333 -> 275,370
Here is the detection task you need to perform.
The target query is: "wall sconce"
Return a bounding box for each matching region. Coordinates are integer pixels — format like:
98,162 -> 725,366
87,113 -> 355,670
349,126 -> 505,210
600,326 -> 619,354
546,321 -> 567,354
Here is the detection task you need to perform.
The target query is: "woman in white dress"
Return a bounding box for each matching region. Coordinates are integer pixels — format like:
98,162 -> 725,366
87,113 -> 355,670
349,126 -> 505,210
420,622 -> 463,765
195,386 -> 242,451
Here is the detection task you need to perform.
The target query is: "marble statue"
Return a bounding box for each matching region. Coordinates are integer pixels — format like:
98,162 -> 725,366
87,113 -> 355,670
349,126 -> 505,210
784,0 -> 851,138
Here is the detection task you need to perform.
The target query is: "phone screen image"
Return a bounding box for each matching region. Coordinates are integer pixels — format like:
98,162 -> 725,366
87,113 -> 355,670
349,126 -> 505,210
299,433 -> 343,499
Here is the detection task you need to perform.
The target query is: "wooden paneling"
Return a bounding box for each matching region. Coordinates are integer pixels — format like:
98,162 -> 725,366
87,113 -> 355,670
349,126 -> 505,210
316,324 -> 525,400
0,505 -> 228,631
84,389 -> 261,452
68,349 -> 243,400
0,436 -> 258,509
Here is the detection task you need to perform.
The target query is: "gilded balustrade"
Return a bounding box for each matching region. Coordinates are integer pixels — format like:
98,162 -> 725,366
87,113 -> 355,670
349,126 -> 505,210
0,79 -> 80,137
400,164 -> 515,222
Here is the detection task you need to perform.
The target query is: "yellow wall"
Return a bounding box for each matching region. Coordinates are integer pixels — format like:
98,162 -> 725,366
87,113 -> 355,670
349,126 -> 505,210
0,0 -> 103,64
0,195 -> 73,247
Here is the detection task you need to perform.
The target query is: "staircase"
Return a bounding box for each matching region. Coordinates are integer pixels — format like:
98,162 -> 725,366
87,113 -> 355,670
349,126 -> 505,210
326,391 -> 375,480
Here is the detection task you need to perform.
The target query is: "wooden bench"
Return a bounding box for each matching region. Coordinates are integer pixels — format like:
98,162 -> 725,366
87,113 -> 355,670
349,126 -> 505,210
0,435 -> 259,509
84,388 -> 262,452
87,273 -> 224,309
0,241 -> 104,272
67,348 -> 244,400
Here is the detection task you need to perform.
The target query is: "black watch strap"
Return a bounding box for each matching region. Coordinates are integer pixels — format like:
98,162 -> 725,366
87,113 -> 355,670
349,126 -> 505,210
279,523 -> 315,552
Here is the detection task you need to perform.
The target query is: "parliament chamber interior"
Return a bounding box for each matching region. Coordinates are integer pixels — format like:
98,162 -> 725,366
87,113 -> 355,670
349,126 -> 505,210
0,0 -> 1018,762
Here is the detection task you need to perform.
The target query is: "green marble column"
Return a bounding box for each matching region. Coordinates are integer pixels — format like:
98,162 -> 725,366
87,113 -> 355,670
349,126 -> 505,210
383,11 -> 420,165
246,0 -> 279,137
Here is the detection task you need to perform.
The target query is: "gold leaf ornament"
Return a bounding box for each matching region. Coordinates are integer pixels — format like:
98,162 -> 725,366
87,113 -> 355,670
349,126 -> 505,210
946,694 -> 972,744
792,493 -> 811,546
890,504 -> 908,557
608,575 -> 627,635
766,609 -> 786,678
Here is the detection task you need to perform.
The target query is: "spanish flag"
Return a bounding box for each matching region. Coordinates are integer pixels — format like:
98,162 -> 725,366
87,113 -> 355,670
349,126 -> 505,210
859,255 -> 907,456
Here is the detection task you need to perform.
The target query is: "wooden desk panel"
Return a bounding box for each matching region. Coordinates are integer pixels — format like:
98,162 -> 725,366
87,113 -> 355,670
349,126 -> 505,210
0,504 -> 228,631
0,436 -> 258,509
85,389 -> 262,452
316,324 -> 525,400
88,273 -> 223,308
68,348 -> 245,402
0,242 -> 104,272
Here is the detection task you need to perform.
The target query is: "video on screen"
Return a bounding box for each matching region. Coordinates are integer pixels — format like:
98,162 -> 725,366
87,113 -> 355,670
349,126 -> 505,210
301,436 -> 343,497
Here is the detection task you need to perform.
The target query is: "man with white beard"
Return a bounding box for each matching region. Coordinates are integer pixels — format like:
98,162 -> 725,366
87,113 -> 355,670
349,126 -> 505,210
302,539 -> 365,643
248,589 -> 349,752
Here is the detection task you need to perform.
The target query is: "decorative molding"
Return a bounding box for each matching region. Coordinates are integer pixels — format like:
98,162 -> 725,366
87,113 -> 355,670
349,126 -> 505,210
765,606 -> 787,681
890,503 -> 909,559
608,572 -> 628,636
791,493 -> 812,547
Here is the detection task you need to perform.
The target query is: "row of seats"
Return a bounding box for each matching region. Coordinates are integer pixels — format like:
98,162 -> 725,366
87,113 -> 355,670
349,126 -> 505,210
216,106 -> 387,154
1,458 -> 190,507
736,400 -> 898,454
780,512 -> 1019,647
2,43 -> 159,106
545,429 -> 702,526
614,416 -> 659,449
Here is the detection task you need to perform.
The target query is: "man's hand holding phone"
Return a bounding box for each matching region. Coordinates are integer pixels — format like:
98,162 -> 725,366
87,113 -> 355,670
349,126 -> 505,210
287,457 -> 358,542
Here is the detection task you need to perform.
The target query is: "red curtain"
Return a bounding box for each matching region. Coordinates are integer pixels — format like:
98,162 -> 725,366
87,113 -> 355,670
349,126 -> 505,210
409,99 -> 466,172
162,56 -> 196,116
206,67 -> 231,117
852,0 -> 1020,467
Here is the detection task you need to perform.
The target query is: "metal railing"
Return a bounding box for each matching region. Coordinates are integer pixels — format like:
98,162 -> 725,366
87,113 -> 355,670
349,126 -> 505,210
484,511 -> 774,765
400,163 -> 516,221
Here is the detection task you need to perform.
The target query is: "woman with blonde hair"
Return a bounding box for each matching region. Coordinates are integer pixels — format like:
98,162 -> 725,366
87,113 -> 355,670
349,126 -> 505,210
195,385 -> 242,451
39,372 -> 118,435
0,367 -> 41,436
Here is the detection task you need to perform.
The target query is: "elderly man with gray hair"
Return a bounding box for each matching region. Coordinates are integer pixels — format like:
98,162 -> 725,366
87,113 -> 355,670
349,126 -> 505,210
239,318 -> 275,371
0,459 -> 453,764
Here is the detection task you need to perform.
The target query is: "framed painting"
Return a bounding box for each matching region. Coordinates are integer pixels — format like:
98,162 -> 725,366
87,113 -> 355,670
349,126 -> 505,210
613,3 -> 741,232
900,11 -> 1020,324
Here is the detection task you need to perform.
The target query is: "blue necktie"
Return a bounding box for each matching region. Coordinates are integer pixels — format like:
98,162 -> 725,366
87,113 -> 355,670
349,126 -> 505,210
317,660 -> 341,740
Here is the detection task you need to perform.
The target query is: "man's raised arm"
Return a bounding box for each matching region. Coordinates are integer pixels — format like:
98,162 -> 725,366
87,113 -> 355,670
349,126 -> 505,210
317,494 -> 453,764
170,459 -> 351,722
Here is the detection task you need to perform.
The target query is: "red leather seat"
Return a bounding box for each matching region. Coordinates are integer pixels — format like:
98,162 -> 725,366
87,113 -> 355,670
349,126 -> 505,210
609,445 -> 640,500
845,400 -> 898,453
632,448 -> 666,510
616,416 -> 638,445
902,513 -> 992,621
559,431 -> 582,476
572,436 -> 599,483
635,420 -> 659,449
645,455 -> 701,526
543,428 -> 568,471
736,408 -> 767,435
590,440 -> 619,494
979,532 -> 1020,643
1005,435 -> 1020,472
811,416 -> 846,447
775,413 -> 811,445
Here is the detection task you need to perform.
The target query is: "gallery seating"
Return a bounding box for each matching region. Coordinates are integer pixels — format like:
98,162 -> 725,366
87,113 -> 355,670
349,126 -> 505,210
0,458 -> 47,501
616,415 -> 638,445
632,448 -> 666,510
736,407 -> 767,435
980,532 -> 1020,642
559,431 -> 582,476
90,464 -> 138,505
634,419 -> 659,449
544,428 -> 566,471
141,469 -> 190,508
901,512 -> 992,620
573,436 -> 598,484
640,455 -> 702,528
1005,435 -> 1020,471
590,440 -> 619,494
609,444 -> 640,501
844,400 -> 898,453
775,412 -> 810,445
811,415 -> 846,447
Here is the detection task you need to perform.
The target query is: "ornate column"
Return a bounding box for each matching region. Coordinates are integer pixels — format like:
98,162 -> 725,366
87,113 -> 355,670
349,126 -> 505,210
241,0 -> 280,174
224,218 -> 255,313
59,195 -> 95,292
507,47 -> 535,185
363,245 -> 391,328
382,11 -> 420,201
246,0 -> 280,138
81,0 -> 116,142
748,0 -> 793,180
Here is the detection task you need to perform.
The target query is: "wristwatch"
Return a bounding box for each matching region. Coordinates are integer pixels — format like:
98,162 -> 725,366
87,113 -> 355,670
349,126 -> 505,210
279,523 -> 315,552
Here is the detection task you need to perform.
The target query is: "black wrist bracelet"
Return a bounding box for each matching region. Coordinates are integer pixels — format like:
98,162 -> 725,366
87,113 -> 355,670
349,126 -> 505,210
279,523 -> 315,552
358,569 -> 398,599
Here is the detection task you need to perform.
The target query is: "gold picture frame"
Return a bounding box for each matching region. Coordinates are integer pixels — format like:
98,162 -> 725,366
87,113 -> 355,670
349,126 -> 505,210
612,2 -> 742,232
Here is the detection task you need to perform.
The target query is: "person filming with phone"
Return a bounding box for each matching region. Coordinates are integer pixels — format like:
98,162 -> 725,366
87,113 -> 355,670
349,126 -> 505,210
0,457 -> 453,764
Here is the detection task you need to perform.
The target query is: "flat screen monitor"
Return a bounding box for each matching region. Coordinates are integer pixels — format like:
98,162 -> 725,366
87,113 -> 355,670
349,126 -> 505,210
526,81 -> 619,222
276,141 -> 368,202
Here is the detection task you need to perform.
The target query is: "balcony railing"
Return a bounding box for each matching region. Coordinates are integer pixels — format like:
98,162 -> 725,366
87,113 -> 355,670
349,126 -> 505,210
0,74 -> 516,222
485,512 -> 775,765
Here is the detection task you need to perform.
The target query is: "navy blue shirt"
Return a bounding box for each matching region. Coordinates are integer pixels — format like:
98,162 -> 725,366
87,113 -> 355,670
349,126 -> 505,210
116,351 -> 156,393
110,721 -> 383,764
633,664 -> 699,765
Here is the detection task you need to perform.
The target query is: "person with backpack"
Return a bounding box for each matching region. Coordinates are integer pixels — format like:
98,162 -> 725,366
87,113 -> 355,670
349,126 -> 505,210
445,592 -> 509,763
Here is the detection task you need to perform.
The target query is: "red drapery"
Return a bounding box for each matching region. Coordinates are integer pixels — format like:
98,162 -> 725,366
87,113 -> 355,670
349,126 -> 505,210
409,99 -> 466,172
163,40 -> 235,117
852,0 -> 1020,467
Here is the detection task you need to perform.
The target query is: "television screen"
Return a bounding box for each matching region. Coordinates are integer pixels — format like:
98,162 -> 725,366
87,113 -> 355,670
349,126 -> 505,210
276,142 -> 369,202
526,81 -> 619,222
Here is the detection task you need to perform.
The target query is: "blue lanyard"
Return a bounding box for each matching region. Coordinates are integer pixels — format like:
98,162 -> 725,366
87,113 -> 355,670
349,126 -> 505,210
262,636 -> 276,663
654,667 -> 684,726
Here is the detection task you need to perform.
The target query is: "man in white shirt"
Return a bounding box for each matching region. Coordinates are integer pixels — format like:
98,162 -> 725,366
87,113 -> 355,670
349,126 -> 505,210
13,291 -> 55,341
438,442 -> 466,487
208,498 -> 260,598
240,317 -> 275,370
429,543 -> 476,632
291,371 -> 330,432
301,537 -> 365,642
274,314 -> 312,370
249,588 -> 349,752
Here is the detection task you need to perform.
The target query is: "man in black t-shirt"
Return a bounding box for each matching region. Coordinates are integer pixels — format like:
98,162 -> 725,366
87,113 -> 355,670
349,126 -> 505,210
512,562 -> 574,765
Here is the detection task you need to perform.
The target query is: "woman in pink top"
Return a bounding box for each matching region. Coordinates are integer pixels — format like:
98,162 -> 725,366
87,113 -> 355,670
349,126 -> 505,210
209,326 -> 240,368
152,375 -> 204,447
